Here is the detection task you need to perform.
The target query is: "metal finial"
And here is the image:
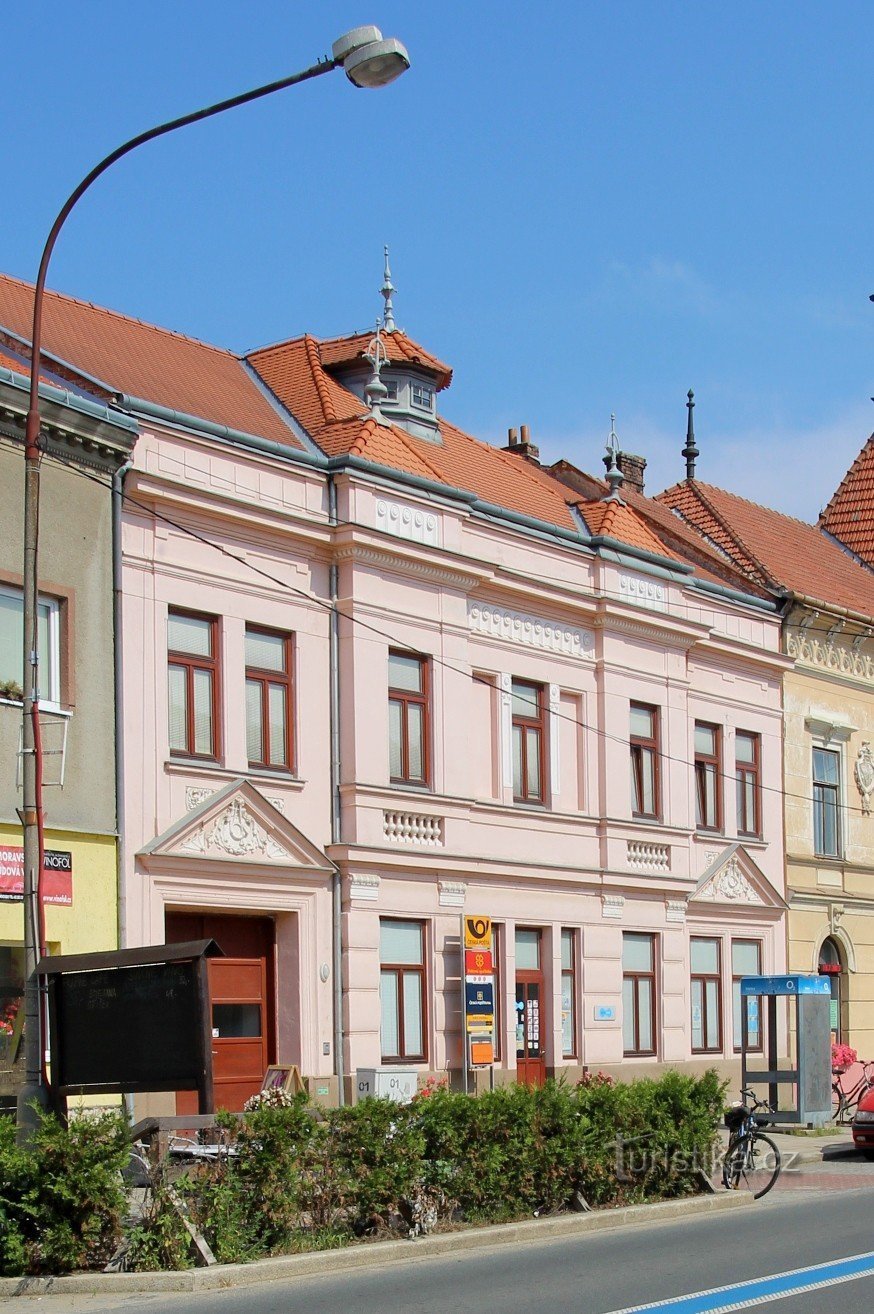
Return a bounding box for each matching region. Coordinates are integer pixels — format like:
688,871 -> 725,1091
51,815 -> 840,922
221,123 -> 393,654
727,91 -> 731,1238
682,389 -> 699,480
603,413 -> 625,502
364,320 -> 389,420
380,245 -> 397,333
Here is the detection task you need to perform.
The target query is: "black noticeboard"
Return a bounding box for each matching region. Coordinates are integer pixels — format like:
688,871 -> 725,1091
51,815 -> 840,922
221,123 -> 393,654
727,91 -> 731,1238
38,940 -> 221,1116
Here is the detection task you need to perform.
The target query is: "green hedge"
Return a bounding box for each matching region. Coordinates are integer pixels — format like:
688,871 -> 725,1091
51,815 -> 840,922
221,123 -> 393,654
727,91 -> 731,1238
0,1110 -> 129,1275
0,1070 -> 725,1275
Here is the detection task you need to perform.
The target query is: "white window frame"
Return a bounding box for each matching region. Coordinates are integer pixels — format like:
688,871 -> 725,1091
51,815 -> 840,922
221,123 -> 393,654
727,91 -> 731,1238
0,583 -> 61,710
410,381 -> 434,412
805,718 -> 854,861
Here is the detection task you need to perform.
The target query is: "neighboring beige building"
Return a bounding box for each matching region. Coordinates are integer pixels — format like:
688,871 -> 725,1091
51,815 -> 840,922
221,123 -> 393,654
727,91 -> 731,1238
660,476 -> 874,1058
0,342 -> 136,1111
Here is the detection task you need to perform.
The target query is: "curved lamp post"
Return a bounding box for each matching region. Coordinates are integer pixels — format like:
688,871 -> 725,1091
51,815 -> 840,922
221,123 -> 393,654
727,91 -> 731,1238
17,25 -> 409,1134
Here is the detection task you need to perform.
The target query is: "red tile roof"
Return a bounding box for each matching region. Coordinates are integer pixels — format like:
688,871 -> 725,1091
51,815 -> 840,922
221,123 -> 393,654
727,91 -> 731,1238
248,332 -> 581,531
0,274 -> 795,598
658,480 -> 874,618
548,460 -> 771,596
317,331 -> 452,390
819,434 -> 874,568
0,345 -> 55,388
0,273 -> 304,449
581,498 -> 684,559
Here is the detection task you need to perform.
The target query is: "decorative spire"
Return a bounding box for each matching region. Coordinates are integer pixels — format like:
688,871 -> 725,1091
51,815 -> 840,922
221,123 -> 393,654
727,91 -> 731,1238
380,245 -> 397,333
682,389 -> 699,480
363,320 -> 389,421
603,413 -> 625,502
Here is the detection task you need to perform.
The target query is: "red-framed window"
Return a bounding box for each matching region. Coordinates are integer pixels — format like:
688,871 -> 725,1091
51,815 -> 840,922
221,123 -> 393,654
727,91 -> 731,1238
561,928 -> 578,1059
167,609 -> 220,760
732,939 -> 762,1052
694,722 -> 722,831
512,679 -> 546,803
245,627 -> 294,771
630,703 -> 660,819
736,731 -> 761,837
690,936 -> 722,1053
388,651 -> 429,786
379,919 -> 427,1062
623,932 -> 657,1056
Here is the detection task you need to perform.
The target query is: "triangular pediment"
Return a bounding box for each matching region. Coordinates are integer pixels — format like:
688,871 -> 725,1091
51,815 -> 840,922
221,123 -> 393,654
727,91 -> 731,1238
691,843 -> 786,910
140,778 -> 335,873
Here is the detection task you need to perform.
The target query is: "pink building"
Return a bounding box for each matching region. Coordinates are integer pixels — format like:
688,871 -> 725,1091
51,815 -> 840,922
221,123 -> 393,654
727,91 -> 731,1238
0,274 -> 790,1112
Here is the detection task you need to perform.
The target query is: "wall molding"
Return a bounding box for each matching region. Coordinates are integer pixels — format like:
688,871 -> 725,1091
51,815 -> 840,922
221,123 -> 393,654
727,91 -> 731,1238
468,602 -> 594,658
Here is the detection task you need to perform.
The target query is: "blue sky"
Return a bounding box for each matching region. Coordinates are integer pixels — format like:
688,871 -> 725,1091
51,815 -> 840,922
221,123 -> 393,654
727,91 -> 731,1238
3,2 -> 871,518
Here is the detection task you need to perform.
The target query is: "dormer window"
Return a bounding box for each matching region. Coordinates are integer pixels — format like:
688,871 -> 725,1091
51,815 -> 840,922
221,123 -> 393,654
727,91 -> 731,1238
411,382 -> 434,411
385,379 -> 399,401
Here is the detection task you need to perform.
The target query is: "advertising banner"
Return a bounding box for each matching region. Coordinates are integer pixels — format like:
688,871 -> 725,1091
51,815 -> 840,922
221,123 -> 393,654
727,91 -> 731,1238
0,847 -> 73,905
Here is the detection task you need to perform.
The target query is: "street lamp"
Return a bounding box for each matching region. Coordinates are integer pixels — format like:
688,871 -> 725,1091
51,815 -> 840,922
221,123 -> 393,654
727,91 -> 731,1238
16,25 -> 409,1135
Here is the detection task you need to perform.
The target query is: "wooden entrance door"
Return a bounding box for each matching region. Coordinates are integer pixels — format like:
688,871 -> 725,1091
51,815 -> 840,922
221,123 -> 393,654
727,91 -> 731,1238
208,957 -> 268,1111
515,927 -> 546,1086
166,912 -> 275,1113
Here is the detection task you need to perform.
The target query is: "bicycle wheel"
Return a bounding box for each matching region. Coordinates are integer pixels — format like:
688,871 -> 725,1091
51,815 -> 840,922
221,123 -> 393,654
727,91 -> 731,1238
723,1132 -> 781,1199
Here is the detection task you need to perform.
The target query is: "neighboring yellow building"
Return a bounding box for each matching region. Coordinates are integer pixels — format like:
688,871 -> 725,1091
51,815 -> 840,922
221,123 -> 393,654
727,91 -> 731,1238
783,620 -> 874,1055
660,473 -> 874,1060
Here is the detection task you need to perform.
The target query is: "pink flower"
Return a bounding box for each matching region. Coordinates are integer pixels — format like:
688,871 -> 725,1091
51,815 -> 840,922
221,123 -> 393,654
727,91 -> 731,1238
832,1042 -> 858,1074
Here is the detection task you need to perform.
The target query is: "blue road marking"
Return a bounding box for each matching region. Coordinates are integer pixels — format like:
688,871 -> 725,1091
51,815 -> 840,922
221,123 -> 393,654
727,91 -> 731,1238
609,1249 -> 874,1312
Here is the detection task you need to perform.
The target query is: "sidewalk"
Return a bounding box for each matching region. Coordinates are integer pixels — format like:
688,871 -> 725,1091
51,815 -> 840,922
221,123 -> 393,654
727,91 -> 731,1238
719,1123 -> 858,1166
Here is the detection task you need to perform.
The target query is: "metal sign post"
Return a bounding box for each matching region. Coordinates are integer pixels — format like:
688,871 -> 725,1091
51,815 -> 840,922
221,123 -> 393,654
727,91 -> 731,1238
462,915 -> 495,1091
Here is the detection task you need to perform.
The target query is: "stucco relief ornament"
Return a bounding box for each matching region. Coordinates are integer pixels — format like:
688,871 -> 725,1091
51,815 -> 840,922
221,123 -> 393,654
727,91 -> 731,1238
700,856 -> 761,904
181,799 -> 288,860
854,741 -> 874,816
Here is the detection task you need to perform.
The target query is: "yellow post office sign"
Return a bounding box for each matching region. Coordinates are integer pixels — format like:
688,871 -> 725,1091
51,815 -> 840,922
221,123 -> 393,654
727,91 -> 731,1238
464,915 -> 492,950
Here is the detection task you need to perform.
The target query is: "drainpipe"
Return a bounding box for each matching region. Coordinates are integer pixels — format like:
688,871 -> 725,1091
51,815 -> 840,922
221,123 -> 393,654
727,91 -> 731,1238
328,475 -> 345,1105
112,459 -> 134,1122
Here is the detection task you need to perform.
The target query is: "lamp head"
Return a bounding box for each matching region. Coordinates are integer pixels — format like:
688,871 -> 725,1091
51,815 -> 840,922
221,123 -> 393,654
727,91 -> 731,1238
332,26 -> 410,88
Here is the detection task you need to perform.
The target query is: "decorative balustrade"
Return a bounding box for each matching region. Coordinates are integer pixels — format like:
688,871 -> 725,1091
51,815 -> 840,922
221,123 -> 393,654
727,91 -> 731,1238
626,840 -> 670,873
383,811 -> 444,846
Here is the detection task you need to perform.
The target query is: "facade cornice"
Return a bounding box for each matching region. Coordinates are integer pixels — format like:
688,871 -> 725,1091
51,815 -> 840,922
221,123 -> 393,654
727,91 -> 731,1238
592,610 -> 705,650
694,634 -> 793,677
127,472 -> 334,553
0,388 -> 136,472
334,542 -> 481,591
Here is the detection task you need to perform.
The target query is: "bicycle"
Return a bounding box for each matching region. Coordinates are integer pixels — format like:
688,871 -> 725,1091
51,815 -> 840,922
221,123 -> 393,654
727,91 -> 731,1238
722,1088 -> 782,1199
831,1061 -> 874,1124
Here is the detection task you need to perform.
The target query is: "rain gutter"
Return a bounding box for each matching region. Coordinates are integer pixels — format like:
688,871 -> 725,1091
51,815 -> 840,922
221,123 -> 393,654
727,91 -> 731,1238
0,366 -> 137,432
327,475 -> 345,1106
690,576 -> 779,613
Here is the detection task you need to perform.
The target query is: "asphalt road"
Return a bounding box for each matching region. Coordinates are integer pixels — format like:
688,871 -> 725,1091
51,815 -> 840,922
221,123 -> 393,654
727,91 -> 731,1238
7,1182 -> 874,1314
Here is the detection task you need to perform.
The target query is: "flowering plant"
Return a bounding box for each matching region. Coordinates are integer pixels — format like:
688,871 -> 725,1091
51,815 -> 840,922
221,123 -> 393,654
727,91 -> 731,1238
831,1042 -> 857,1074
412,1075 -> 448,1101
243,1085 -> 297,1111
0,999 -> 19,1037
576,1068 -> 615,1088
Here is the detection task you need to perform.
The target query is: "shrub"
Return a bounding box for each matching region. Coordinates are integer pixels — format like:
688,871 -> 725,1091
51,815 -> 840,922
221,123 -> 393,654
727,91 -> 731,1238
0,1109 -> 129,1276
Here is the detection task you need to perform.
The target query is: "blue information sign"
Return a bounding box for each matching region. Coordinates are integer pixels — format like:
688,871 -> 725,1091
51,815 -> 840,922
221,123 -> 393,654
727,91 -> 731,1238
740,974 -> 830,997
465,980 -> 494,1016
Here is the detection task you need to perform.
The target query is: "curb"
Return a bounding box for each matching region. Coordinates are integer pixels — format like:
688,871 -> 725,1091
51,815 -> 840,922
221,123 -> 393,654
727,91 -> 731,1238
0,1193 -> 752,1298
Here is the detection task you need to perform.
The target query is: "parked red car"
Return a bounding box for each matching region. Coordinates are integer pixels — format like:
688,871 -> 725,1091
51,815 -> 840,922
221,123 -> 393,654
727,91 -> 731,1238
852,1084 -> 874,1158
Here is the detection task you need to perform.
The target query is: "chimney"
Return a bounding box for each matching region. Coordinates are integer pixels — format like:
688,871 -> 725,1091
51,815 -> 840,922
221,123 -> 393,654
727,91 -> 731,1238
503,423 -> 540,463
616,451 -> 646,495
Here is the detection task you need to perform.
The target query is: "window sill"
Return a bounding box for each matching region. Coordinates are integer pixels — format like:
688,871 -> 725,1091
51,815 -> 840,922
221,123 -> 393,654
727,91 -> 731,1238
0,698 -> 70,716
164,759 -> 307,790
388,780 -> 433,794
